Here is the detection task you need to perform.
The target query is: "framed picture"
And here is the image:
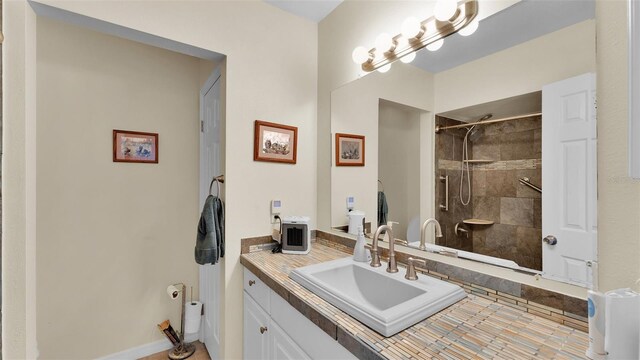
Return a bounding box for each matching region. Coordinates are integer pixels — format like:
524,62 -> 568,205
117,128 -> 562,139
335,133 -> 365,166
254,120 -> 298,164
113,129 -> 158,163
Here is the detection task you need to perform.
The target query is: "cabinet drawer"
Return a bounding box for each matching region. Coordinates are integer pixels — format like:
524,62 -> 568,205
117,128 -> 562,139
244,267 -> 270,312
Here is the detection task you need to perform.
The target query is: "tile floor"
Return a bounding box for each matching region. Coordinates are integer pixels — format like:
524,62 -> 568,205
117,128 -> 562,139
139,341 -> 211,360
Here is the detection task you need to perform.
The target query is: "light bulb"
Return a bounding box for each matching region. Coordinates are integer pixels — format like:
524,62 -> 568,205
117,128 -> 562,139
400,52 -> 416,64
352,46 -> 371,64
375,33 -> 395,53
459,20 -> 479,36
426,39 -> 444,51
401,17 -> 423,39
434,0 -> 458,22
377,63 -> 392,73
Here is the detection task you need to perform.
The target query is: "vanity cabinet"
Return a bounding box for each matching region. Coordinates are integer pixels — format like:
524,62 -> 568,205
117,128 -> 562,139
243,268 -> 356,360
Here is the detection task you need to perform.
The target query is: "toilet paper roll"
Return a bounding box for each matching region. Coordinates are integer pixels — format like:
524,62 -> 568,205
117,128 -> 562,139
184,301 -> 203,334
605,288 -> 640,360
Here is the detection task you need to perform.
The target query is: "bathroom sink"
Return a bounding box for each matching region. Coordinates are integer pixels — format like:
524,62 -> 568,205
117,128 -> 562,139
289,257 -> 466,337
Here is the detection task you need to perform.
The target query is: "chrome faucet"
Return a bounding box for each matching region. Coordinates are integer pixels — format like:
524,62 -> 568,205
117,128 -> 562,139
419,218 -> 443,251
372,224 -> 398,273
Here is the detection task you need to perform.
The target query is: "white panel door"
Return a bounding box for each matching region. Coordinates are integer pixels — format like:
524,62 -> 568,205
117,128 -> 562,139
200,69 -> 222,358
541,73 -> 597,287
243,293 -> 270,360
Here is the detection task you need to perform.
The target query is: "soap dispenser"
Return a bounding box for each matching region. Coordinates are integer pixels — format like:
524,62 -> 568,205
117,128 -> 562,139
353,226 -> 370,262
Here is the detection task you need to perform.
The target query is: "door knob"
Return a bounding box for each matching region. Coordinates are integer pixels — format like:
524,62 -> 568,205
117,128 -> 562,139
543,235 -> 558,245
248,280 -> 255,286
259,326 -> 268,334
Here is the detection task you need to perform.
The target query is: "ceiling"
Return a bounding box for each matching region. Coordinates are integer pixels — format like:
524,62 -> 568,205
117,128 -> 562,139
264,0 -> 343,23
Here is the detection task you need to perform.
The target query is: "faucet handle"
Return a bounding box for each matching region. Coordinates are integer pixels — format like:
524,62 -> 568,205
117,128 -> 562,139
405,257 -> 427,280
394,238 -> 409,246
364,244 -> 382,267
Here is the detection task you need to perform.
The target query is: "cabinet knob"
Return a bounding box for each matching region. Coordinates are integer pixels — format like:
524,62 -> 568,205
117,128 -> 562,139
248,280 -> 256,286
260,326 -> 268,334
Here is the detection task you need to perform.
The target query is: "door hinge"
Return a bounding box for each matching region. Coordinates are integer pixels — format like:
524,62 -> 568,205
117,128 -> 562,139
201,120 -> 204,133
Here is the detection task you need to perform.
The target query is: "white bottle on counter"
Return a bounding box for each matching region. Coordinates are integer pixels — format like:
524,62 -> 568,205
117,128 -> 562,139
353,226 -> 370,262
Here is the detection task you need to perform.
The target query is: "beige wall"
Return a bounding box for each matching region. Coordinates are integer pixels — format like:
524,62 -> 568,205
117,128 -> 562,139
4,1 -> 317,358
434,20 -> 596,113
378,103 -> 421,240
330,65 -> 434,229
35,18 -> 205,358
596,1 -> 640,291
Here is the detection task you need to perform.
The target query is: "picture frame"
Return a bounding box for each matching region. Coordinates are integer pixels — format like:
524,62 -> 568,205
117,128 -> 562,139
253,120 -> 298,164
113,129 -> 159,163
335,133 -> 365,166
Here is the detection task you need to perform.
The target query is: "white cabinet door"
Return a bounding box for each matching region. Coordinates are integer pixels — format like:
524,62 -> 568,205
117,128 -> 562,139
541,73 -> 597,287
269,321 -> 311,360
244,293 -> 270,360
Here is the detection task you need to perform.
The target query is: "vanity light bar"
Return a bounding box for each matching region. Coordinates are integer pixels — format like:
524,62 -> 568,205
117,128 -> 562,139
355,0 -> 479,73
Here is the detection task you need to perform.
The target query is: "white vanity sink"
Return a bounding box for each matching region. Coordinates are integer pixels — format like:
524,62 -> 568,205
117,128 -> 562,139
289,257 -> 466,337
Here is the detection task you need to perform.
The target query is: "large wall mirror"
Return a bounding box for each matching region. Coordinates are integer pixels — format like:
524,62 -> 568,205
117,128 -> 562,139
330,0 -> 597,287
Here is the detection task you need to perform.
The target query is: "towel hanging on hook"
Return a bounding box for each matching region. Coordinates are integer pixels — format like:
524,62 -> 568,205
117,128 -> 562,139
209,175 -> 225,197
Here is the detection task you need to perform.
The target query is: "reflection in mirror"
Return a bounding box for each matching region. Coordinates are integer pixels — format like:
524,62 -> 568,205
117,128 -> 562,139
330,0 -> 597,287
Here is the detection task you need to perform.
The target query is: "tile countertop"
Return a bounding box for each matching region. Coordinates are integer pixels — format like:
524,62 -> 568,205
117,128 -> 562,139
240,243 -> 589,360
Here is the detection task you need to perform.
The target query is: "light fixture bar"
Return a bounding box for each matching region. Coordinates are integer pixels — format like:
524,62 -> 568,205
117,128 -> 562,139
360,0 -> 479,72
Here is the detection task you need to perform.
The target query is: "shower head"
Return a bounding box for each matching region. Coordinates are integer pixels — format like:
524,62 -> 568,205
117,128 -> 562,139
467,114 -> 492,142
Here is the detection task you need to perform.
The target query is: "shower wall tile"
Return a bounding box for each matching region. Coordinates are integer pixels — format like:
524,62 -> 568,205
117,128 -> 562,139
501,197 -> 534,227
473,196 -> 500,223
472,170 -> 486,197
500,130 -> 535,160
502,115 -> 541,133
516,226 -> 542,270
486,170 -> 517,197
533,199 -> 542,228
472,142 -> 500,160
434,115 -> 544,271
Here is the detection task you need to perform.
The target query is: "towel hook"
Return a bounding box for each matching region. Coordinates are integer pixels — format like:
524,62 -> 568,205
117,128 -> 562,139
209,175 -> 225,196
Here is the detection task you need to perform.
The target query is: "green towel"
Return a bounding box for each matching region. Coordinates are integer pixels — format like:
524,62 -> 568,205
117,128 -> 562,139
378,191 -> 388,227
195,195 -> 225,265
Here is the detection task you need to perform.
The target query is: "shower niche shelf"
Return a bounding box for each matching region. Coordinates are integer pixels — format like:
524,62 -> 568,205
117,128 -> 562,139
462,219 -> 494,225
463,159 -> 495,163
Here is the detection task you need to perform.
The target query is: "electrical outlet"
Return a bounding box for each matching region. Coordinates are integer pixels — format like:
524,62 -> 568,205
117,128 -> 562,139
271,200 -> 282,224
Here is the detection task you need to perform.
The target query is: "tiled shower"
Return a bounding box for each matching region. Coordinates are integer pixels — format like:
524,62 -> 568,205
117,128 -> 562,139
434,115 -> 542,270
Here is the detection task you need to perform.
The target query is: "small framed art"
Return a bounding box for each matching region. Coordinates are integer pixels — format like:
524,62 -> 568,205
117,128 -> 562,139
335,133 -> 365,166
113,129 -> 158,163
254,120 -> 298,164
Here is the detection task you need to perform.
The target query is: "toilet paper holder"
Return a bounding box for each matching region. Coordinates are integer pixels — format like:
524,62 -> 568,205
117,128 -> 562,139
165,283 -> 196,359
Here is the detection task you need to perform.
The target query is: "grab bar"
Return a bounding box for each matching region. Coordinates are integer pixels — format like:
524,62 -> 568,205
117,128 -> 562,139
439,175 -> 449,211
518,177 -> 541,193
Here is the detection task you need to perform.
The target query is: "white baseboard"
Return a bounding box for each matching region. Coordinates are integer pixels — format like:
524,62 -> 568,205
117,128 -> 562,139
96,339 -> 173,360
